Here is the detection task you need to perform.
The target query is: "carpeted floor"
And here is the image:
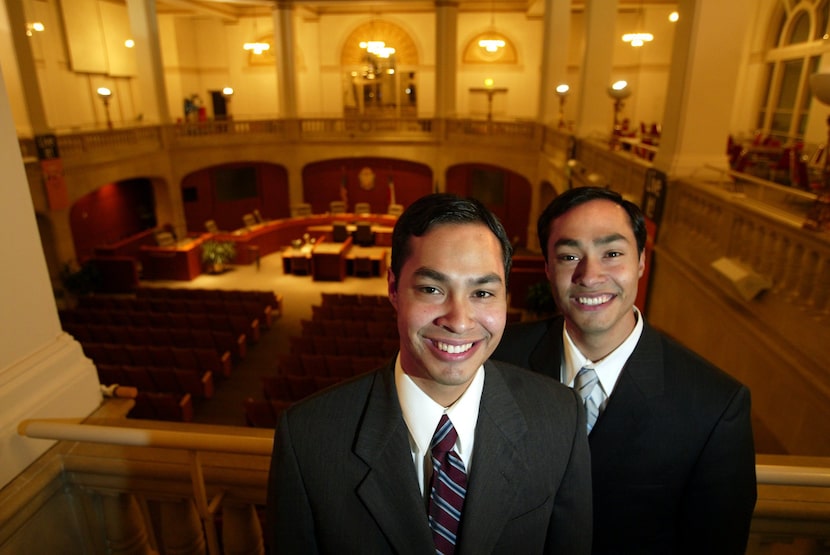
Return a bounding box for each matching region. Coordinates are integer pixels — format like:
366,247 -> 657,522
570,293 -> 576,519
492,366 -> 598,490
139,247 -> 390,426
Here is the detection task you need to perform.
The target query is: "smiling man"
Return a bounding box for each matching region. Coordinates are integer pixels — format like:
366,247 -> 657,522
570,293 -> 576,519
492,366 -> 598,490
493,187 -> 757,554
267,193 -> 592,554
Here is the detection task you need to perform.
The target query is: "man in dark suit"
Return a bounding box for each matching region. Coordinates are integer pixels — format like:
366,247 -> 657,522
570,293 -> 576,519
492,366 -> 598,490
267,193 -> 592,554
493,186 -> 757,554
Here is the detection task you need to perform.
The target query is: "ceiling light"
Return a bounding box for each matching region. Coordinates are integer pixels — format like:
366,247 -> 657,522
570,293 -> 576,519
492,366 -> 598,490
26,22 -> 45,36
478,38 -> 505,53
622,32 -> 653,47
669,11 -> 679,23
244,42 -> 270,55
125,39 -> 135,48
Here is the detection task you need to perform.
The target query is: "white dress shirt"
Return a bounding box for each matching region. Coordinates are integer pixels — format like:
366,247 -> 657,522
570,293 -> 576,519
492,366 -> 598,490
561,307 -> 644,412
395,356 -> 484,498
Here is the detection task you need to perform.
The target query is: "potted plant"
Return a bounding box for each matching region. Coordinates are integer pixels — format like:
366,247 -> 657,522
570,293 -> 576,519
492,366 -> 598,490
201,240 -> 236,274
525,281 -> 558,319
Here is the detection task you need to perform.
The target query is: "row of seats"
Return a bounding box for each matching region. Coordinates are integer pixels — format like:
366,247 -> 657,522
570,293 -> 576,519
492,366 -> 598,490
262,374 -> 344,402
130,392 -> 194,422
135,287 -> 282,324
320,292 -> 388,307
277,353 -> 389,378
70,297 -> 267,331
289,335 -> 398,358
97,363 -> 214,399
300,318 -> 398,340
310,304 -> 395,323
82,342 -> 232,378
65,322 -> 246,361
243,398 -> 291,428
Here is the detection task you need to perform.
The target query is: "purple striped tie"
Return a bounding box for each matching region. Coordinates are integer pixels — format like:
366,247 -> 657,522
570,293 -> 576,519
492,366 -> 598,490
428,414 -> 467,555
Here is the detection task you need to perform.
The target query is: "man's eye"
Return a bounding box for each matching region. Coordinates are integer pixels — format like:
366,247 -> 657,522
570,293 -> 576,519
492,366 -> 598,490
606,251 -> 622,258
473,290 -> 495,298
418,286 -> 440,295
557,254 -> 579,262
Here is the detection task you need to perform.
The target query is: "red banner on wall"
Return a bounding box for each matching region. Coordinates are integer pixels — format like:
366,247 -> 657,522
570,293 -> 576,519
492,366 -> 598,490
35,134 -> 69,210
41,157 -> 69,210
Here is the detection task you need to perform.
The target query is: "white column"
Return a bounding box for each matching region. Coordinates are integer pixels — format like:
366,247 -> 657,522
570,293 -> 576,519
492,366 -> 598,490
435,0 -> 459,119
126,0 -> 171,124
2,0 -> 49,134
652,0 -> 753,176
538,0 -> 572,124
0,65 -> 101,490
274,2 -> 298,119
574,0 -> 619,139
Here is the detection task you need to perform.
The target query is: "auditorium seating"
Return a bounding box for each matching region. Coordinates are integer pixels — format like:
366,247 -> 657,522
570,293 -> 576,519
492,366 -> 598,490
243,398 -> 292,428
240,292 -> 398,428
61,286 -> 285,423
95,363 -> 215,399
129,392 -> 194,422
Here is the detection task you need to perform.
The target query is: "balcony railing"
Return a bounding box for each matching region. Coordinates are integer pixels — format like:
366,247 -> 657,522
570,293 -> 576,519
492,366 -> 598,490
11,417 -> 830,555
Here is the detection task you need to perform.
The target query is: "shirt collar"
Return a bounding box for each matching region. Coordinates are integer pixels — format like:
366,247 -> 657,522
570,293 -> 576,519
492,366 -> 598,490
562,306 -> 644,396
395,355 -> 483,467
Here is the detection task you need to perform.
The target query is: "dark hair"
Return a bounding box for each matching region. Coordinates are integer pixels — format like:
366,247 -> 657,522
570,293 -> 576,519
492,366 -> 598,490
537,187 -> 647,262
390,193 -> 513,285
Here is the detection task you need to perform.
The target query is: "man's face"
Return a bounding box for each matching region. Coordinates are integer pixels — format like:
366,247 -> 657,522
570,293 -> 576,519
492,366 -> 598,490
544,199 -> 644,358
388,223 -> 507,406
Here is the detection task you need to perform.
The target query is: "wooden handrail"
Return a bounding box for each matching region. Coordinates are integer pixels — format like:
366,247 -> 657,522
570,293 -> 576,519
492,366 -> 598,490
18,419 -> 273,455
17,419 -> 830,488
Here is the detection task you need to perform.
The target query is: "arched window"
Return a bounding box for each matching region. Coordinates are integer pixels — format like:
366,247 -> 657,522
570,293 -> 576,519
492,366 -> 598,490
759,0 -> 828,140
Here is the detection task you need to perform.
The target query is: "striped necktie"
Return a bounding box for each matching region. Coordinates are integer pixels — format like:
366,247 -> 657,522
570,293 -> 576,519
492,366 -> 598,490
428,414 -> 467,555
575,366 -> 602,433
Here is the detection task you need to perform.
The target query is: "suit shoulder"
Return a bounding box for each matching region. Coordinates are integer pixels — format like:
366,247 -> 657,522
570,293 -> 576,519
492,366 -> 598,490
653,328 -> 748,395
489,359 -> 576,402
284,370 -> 378,422
493,316 -> 561,363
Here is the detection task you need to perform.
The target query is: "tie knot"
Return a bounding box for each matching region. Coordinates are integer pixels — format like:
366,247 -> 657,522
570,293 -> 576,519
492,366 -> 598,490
431,414 -> 458,456
574,366 -> 599,403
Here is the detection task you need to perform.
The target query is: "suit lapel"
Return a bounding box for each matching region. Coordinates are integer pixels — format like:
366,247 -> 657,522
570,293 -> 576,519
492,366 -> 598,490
590,323 -> 665,455
353,366 -> 434,553
458,362 -> 530,554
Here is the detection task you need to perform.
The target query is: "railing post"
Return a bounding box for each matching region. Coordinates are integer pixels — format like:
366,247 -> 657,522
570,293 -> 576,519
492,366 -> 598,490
189,450 -> 222,555
221,502 -> 265,555
158,497 -> 207,555
100,492 -> 155,555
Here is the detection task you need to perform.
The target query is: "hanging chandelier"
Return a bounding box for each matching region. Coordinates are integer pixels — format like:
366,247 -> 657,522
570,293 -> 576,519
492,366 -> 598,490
360,40 -> 395,58
622,32 -> 653,47
244,41 -> 270,54
478,38 -> 505,52
244,9 -> 270,55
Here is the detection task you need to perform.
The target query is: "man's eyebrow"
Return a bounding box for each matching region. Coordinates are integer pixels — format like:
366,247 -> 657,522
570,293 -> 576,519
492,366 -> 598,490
553,233 -> 630,249
413,267 -> 504,286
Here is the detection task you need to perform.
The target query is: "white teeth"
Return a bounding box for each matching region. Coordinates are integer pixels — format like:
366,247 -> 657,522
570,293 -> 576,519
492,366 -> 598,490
577,295 -> 612,306
436,341 -> 473,354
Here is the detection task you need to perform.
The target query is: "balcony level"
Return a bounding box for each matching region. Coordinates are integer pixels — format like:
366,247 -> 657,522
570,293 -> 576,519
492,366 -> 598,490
8,118 -> 830,553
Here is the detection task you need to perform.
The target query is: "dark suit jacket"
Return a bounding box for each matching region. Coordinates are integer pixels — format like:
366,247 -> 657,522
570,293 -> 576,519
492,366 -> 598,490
266,359 -> 593,554
493,316 -> 757,555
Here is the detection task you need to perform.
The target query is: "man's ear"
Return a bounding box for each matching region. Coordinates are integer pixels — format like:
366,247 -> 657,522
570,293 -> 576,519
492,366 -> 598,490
387,268 -> 398,309
638,250 -> 646,279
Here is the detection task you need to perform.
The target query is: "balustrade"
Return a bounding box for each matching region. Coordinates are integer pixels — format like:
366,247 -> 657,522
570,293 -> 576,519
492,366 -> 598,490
4,418 -> 828,555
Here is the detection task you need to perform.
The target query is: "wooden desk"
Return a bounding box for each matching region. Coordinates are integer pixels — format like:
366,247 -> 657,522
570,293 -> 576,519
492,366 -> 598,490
345,249 -> 387,277
213,213 -> 398,264
306,223 -> 394,247
312,237 -> 352,281
139,237 -> 205,281
281,244 -> 315,275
